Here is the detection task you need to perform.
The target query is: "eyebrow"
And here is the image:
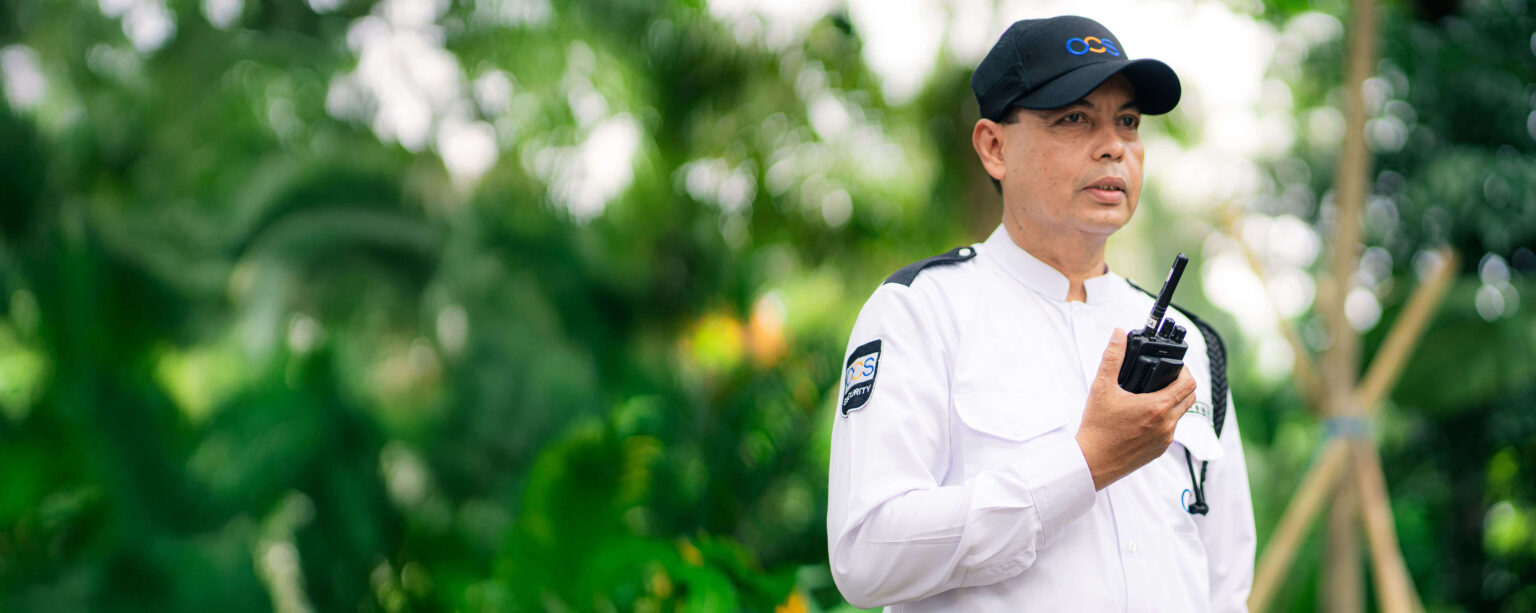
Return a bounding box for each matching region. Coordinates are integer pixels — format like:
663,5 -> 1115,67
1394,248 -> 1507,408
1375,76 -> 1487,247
1055,99 -> 1141,112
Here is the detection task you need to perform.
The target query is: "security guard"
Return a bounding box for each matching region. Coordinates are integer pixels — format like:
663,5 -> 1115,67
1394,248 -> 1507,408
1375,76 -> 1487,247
827,16 -> 1256,611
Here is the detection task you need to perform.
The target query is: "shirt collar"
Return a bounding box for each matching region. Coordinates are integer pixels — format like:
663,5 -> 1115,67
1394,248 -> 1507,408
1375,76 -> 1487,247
982,224 -> 1123,305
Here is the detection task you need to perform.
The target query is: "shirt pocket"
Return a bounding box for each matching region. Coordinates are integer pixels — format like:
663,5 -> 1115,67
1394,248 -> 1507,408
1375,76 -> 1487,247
953,392 -> 1074,478
954,391 -> 1072,441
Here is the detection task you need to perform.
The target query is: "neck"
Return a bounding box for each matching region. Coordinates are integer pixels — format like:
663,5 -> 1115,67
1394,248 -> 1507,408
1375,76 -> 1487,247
1002,212 -> 1109,303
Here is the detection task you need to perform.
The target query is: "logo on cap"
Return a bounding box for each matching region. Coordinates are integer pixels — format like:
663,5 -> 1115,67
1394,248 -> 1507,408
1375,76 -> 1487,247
1065,36 -> 1121,57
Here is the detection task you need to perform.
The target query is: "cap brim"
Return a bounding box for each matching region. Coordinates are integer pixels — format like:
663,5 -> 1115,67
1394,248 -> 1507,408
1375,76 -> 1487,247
1011,58 -> 1181,116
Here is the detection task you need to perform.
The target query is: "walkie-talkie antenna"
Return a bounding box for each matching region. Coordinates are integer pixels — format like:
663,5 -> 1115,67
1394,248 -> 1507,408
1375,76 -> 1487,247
1143,253 -> 1188,334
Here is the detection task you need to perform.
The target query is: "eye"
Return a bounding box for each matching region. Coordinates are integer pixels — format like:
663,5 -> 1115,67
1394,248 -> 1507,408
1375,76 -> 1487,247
1064,112 -> 1084,123
1119,115 -> 1140,129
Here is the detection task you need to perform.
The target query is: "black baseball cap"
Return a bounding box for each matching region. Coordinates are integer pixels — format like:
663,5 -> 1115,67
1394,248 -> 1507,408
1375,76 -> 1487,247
971,16 -> 1181,121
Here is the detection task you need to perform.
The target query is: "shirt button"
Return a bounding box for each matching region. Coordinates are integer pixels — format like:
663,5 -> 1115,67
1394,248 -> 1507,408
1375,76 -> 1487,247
1008,425 -> 1023,437
1127,541 -> 1139,554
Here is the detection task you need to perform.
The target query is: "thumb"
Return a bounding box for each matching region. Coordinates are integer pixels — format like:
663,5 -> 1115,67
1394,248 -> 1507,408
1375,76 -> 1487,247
1096,328 -> 1128,382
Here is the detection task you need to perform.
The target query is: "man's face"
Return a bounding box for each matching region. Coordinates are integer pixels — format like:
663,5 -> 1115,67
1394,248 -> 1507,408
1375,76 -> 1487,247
996,75 -> 1144,239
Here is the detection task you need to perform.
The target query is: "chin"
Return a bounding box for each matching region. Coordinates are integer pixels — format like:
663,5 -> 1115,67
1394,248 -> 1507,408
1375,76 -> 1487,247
1075,208 -> 1132,236
1079,223 -> 1126,238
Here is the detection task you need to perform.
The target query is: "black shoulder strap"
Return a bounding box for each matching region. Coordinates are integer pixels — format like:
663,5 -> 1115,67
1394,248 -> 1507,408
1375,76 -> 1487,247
1126,279 -> 1229,439
883,245 -> 978,287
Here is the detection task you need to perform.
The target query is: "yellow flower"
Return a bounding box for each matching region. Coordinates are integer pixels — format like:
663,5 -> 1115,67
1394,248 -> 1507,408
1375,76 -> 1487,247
774,591 -> 808,613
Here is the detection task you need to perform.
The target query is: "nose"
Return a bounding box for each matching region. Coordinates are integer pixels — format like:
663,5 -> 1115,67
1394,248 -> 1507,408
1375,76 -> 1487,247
1093,125 -> 1126,161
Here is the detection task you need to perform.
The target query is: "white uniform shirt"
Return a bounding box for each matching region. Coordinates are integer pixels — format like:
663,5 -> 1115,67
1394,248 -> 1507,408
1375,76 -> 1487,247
827,225 -> 1256,611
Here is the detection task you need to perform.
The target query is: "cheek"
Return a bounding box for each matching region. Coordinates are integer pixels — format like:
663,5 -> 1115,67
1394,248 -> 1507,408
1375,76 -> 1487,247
1127,144 -> 1146,190
1017,147 -> 1072,188
1007,146 -> 1053,192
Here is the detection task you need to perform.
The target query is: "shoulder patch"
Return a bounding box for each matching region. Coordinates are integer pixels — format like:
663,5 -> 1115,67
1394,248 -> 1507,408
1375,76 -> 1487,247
883,246 -> 978,287
840,339 -> 882,416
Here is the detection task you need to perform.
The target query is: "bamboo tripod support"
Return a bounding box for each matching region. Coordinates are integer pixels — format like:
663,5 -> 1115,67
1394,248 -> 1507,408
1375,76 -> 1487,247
1243,0 -> 1458,610
1246,247 -> 1454,612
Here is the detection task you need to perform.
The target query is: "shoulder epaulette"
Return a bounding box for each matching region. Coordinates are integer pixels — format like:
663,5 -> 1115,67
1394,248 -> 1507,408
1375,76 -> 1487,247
1126,279 -> 1229,439
883,246 -> 978,287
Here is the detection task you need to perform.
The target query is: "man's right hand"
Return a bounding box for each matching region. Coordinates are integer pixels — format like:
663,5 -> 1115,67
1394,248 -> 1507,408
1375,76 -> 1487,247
1075,327 -> 1198,491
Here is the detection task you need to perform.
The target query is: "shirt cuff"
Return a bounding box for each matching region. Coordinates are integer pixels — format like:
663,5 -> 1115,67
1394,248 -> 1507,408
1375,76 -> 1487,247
1017,437 -> 1097,547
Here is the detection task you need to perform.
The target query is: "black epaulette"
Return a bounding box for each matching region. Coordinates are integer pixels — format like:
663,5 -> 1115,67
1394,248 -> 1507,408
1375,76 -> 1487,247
1126,279 -> 1229,439
883,246 -> 978,287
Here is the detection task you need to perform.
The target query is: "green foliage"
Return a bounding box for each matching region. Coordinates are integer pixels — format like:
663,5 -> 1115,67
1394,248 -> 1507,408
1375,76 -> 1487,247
1248,0 -> 1536,610
0,0 -> 1533,611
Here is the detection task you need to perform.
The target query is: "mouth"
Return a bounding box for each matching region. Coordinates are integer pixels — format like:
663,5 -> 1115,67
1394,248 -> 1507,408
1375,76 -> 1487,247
1083,177 -> 1128,204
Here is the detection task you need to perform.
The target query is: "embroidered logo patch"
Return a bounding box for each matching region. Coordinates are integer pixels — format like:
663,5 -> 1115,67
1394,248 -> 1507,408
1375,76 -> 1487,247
1185,400 -> 1213,424
841,339 -> 882,416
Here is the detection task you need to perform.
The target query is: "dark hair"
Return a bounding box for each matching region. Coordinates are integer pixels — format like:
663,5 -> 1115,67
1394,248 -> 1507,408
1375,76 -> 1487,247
990,108 -> 1022,195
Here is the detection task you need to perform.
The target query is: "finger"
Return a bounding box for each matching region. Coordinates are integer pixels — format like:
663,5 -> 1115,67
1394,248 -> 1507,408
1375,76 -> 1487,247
1148,366 -> 1196,401
1095,328 -> 1128,382
1182,366 -> 1198,396
1166,385 -> 1197,420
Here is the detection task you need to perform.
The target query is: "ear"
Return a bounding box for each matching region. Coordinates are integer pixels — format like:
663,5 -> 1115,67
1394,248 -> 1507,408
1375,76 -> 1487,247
972,119 -> 1007,184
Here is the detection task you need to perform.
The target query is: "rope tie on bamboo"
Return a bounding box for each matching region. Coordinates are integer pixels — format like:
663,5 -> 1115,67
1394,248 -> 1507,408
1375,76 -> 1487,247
1325,415 -> 1371,439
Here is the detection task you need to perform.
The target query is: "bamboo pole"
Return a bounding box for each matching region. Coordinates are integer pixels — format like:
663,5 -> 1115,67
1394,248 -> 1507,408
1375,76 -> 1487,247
1353,247 -> 1458,413
1353,440 -> 1426,613
1325,486 -> 1365,613
1325,0 -> 1377,414
1336,249 -> 1455,613
1321,0 -> 1379,608
1248,439 -> 1353,612
1324,0 -> 1376,396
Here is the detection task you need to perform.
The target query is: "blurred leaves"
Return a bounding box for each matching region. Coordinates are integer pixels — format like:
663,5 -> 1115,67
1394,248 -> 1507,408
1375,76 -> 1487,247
1251,0 -> 1536,609
0,0 -> 1534,611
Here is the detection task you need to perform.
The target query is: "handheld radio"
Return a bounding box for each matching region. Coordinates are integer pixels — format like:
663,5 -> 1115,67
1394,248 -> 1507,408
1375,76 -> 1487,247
1117,254 -> 1190,394
1120,253 -> 1222,515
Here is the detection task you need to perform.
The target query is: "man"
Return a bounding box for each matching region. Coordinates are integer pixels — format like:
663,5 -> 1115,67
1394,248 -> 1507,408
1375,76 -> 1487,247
826,16 -> 1256,612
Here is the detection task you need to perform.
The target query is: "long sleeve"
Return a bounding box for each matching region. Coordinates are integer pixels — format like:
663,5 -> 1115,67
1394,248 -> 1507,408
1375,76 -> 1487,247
826,283 -> 1098,608
1200,390 -> 1257,612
